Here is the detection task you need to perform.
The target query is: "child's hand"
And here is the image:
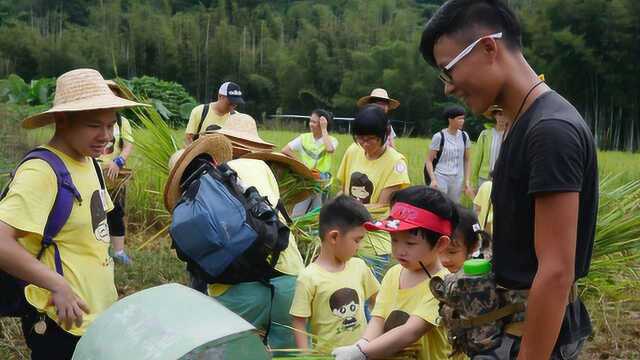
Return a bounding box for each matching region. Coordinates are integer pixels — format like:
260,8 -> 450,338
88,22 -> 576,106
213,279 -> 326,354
331,345 -> 366,360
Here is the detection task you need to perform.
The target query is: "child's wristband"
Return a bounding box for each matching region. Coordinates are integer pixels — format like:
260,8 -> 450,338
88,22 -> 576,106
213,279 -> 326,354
113,156 -> 126,169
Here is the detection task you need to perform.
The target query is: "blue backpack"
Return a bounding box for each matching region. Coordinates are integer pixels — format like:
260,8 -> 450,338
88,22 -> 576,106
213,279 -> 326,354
170,160 -> 290,286
0,148 -> 105,317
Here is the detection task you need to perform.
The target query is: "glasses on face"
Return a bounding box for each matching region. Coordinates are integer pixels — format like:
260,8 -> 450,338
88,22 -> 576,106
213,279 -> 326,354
439,32 -> 503,84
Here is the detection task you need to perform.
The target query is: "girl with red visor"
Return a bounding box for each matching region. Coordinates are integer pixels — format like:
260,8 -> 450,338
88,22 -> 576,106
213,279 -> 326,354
332,186 -> 460,360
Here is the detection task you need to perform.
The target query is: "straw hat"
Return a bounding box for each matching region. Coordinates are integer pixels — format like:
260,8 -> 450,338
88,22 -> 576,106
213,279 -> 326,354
22,69 -> 148,129
105,79 -> 135,100
482,105 -> 503,118
357,88 -> 400,110
240,152 -> 316,180
163,134 -> 234,212
203,114 -> 275,154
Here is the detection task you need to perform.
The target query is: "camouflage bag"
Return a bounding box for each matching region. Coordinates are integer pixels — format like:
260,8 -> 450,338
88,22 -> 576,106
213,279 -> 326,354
430,260 -> 527,356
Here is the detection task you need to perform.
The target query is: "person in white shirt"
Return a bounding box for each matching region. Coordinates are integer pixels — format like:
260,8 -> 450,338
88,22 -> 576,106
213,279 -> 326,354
424,105 -> 473,202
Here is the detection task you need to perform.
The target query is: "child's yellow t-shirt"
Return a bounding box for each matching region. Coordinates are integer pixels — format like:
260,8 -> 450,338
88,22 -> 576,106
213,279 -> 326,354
208,158 -> 305,296
372,264 -> 452,360
185,102 -> 229,135
0,146 -> 116,336
336,143 -> 410,255
289,258 -> 380,352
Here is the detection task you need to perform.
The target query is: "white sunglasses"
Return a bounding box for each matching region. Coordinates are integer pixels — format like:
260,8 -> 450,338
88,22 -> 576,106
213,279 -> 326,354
439,32 -> 503,84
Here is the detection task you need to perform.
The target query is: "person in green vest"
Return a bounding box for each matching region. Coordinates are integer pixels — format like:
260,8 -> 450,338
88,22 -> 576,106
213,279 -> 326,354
470,105 -> 506,190
282,109 -> 339,217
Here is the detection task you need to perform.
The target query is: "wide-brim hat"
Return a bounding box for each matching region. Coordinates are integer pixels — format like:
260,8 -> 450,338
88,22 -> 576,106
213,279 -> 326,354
203,113 -> 275,149
357,88 -> 400,110
163,134 -> 234,212
105,79 -> 135,100
482,105 -> 503,118
22,69 -> 148,129
240,151 -> 316,180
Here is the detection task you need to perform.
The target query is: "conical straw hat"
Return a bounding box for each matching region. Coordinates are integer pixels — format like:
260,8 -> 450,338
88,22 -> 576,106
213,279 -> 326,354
22,69 -> 148,129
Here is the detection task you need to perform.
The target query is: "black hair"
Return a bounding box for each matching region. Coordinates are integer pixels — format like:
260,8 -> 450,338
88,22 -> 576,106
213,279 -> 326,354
419,0 -> 523,67
311,108 -> 333,132
453,205 -> 490,256
319,195 -> 372,240
389,186 -> 459,247
329,288 -> 360,310
351,105 -> 389,145
443,105 -> 466,121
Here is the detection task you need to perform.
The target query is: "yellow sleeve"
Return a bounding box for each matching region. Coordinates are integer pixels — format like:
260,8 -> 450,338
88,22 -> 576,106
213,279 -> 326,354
412,295 -> 440,326
120,117 -> 134,144
0,160 -> 56,236
361,261 -> 380,299
382,155 -> 411,189
185,104 -> 204,134
289,270 -> 315,318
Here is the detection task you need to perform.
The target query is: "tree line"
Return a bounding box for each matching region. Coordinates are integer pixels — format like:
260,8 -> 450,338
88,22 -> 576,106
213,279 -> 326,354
0,0 -> 637,151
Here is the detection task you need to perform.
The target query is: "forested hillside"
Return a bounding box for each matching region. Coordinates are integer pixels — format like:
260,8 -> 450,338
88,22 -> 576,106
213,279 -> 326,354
0,0 -> 638,150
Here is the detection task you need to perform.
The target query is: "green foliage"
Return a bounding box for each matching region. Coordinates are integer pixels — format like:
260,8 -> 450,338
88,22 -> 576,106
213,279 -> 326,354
0,74 -> 54,106
0,0 -> 637,148
128,76 -> 196,126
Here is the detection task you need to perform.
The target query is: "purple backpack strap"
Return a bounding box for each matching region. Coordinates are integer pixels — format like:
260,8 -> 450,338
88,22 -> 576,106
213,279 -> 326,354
16,148 -> 82,276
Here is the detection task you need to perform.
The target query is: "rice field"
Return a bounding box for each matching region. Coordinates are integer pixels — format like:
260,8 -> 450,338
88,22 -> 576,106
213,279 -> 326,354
1,123 -> 639,359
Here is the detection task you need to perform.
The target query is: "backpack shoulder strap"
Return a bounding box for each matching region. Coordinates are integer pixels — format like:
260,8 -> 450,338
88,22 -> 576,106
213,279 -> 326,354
439,130 -> 445,151
91,158 -> 106,190
17,148 -> 83,276
462,131 -> 468,146
196,103 -> 210,135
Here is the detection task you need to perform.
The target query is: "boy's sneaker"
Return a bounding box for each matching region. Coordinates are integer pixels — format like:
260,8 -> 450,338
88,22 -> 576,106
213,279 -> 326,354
113,251 -> 133,266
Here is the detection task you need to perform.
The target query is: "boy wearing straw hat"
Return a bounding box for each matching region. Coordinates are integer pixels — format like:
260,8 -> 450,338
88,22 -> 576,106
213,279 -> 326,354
357,88 -> 401,148
184,81 -> 248,146
0,69 -> 147,359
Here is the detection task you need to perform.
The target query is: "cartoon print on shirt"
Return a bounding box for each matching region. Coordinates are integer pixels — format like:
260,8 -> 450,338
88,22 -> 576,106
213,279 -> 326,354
329,288 -> 361,334
349,172 -> 374,204
90,190 -> 110,243
384,310 -> 410,332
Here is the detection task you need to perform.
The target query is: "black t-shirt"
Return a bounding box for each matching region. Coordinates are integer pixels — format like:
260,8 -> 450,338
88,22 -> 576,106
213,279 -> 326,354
492,91 -> 598,343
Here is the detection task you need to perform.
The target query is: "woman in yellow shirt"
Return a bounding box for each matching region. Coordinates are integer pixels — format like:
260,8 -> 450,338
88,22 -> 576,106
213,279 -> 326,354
335,105 -> 410,278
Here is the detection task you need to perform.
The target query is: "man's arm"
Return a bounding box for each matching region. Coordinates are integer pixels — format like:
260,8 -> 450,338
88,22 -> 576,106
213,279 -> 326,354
517,192 -> 578,360
425,149 -> 438,187
463,147 -> 474,198
319,116 -> 336,153
0,221 -> 90,329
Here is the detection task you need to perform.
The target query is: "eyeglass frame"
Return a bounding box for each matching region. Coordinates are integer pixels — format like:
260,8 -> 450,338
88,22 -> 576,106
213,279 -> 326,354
439,32 -> 503,84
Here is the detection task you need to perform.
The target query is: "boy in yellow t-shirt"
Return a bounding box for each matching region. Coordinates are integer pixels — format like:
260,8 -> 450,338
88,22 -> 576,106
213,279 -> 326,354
290,195 -> 379,352
0,69 -> 145,359
332,186 -> 458,360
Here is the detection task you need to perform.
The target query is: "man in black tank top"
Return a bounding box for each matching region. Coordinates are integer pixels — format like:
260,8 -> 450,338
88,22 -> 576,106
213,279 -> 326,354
420,1 -> 597,359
